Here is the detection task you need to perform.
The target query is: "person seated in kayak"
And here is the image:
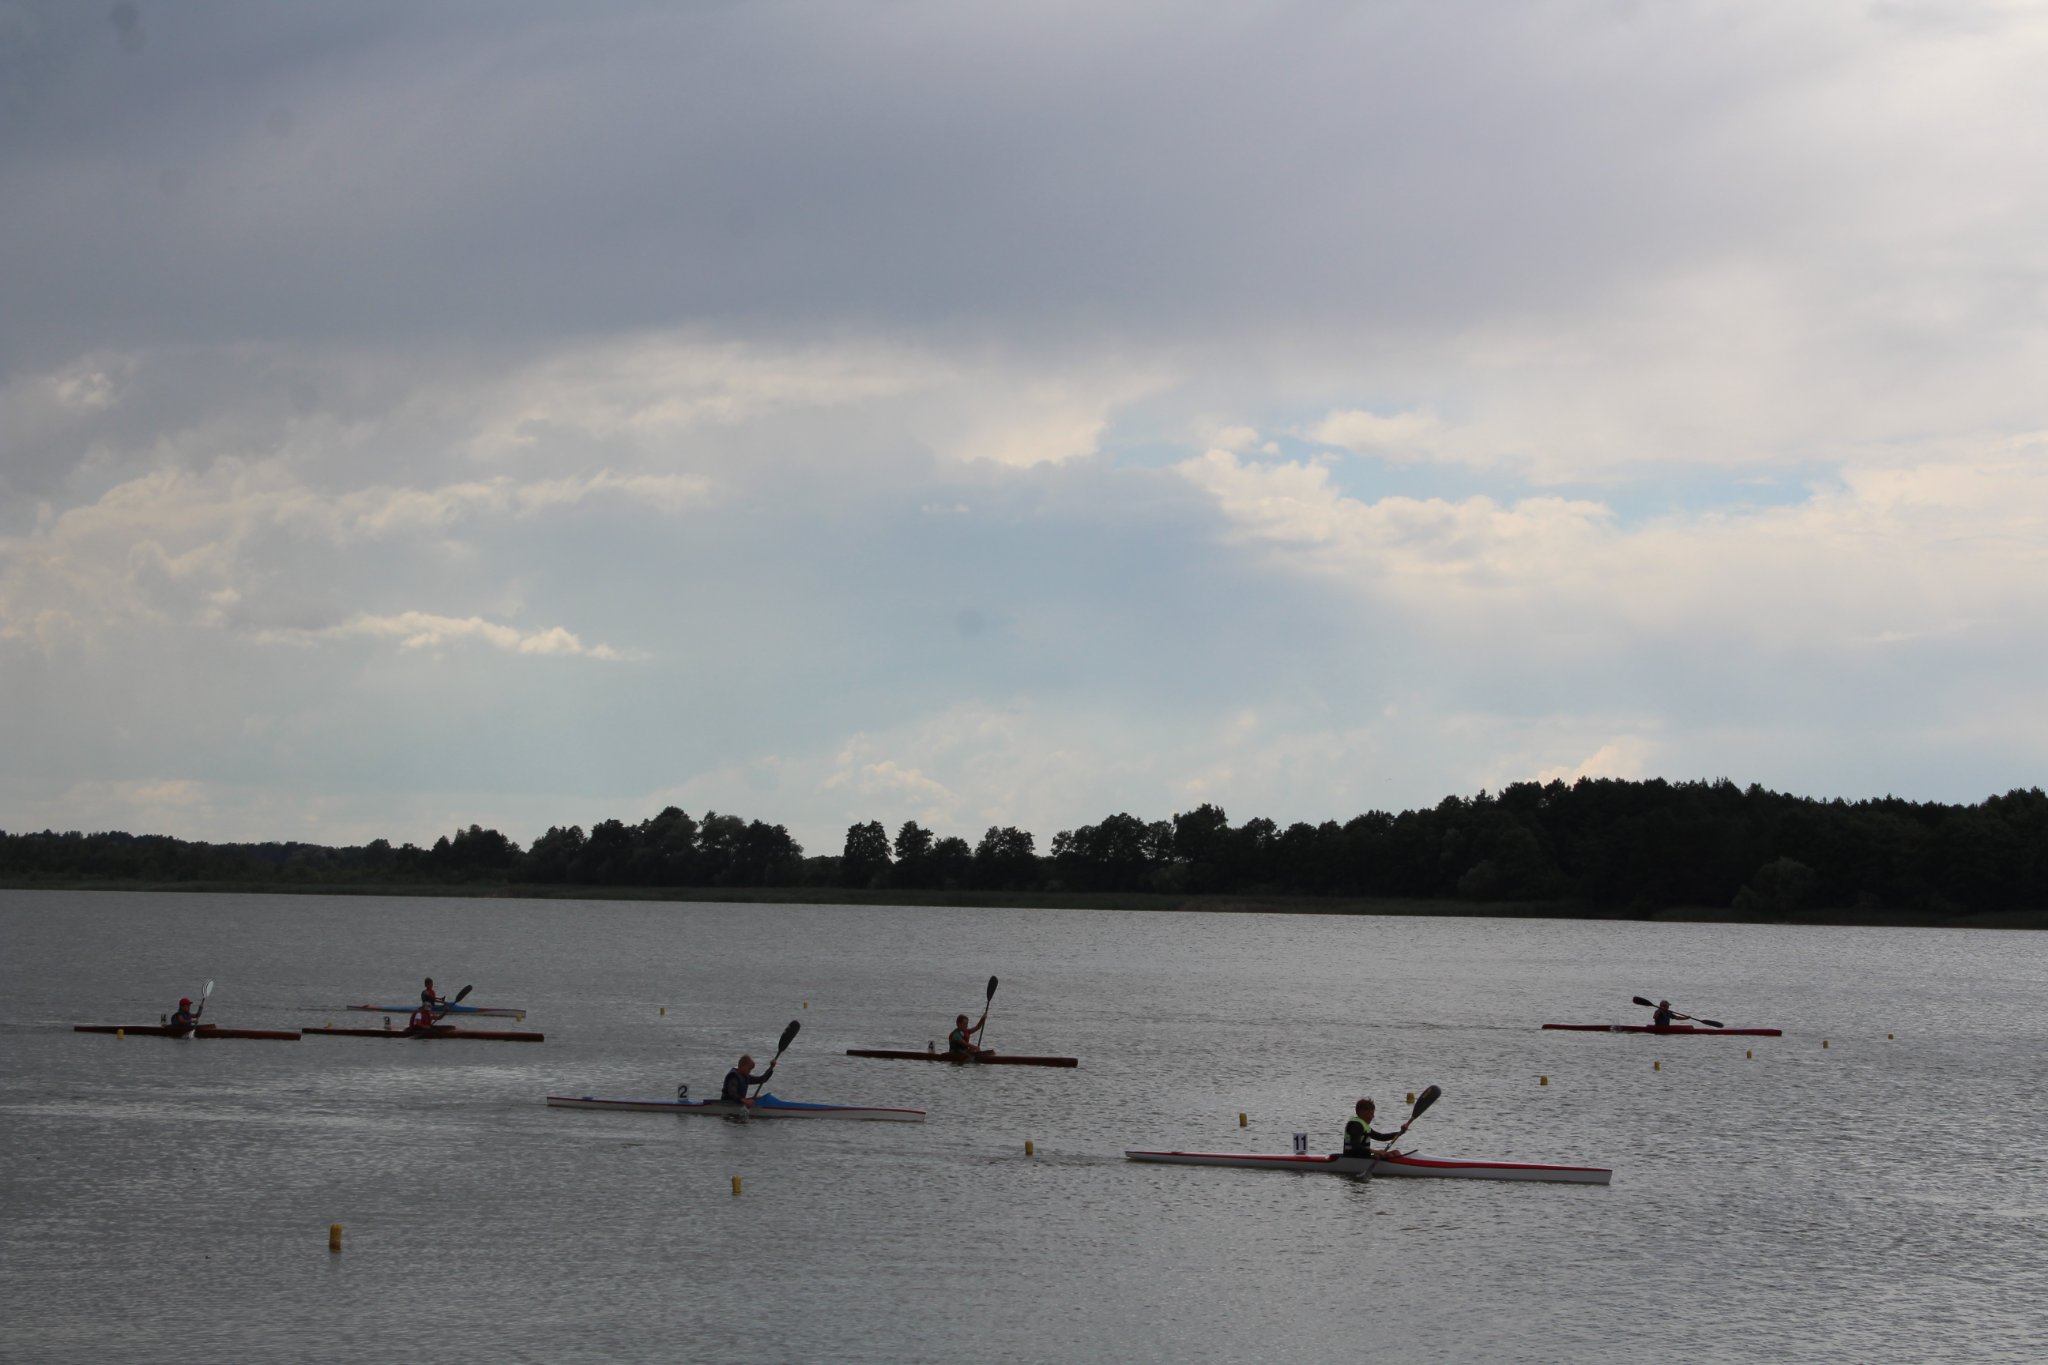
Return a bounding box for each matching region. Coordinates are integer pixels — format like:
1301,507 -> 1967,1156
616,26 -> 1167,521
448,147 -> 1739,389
1342,1097 -> 1408,1157
408,1002 -> 439,1031
946,1011 -> 990,1056
168,997 -> 200,1032
721,1054 -> 775,1107
421,978 -> 446,1010
1652,1000 -> 1676,1028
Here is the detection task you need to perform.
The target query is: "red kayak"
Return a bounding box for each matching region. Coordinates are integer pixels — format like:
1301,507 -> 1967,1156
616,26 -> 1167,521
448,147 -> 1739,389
304,1024 -> 544,1042
75,1024 -> 301,1040
1542,1023 -> 1782,1036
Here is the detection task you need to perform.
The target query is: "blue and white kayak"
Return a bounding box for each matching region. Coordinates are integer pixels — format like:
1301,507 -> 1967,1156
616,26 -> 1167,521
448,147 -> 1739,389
347,1002 -> 527,1018
1125,1149 -> 1611,1185
545,1092 -> 925,1122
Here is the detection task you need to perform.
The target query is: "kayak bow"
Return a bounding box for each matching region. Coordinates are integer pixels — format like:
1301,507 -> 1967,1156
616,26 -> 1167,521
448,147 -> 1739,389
545,1093 -> 925,1121
1125,1149 -> 1612,1185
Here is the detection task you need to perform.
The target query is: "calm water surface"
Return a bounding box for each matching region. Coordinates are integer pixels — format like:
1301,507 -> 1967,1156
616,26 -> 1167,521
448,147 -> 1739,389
2,889 -> 2044,1363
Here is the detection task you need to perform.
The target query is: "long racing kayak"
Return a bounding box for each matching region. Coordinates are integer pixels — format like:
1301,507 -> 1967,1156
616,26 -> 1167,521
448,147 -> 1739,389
845,1048 -> 1079,1068
346,1002 -> 527,1018
1541,1024 -> 1782,1036
545,1093 -> 925,1121
305,1024 -> 544,1042
75,1024 -> 301,1040
1125,1148 -> 1612,1185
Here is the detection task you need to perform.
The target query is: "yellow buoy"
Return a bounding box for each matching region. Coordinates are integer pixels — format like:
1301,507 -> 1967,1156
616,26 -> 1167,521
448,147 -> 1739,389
1238,1112 -> 1248,1128
1823,1039 -> 1830,1049
329,1224 -> 342,1252
1025,1140 -> 1035,1156
1887,1033 -> 1894,1040
1405,1092 -> 1414,1104
1653,1060 -> 1661,1071
659,1007 -> 665,1017
116,1029 -> 124,1039
1746,1049 -> 1753,1059
1539,1075 -> 1548,1086
731,1175 -> 742,1196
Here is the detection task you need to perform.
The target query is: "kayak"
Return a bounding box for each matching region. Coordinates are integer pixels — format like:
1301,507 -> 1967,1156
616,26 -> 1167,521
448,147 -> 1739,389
1125,1149 -> 1612,1185
346,1002 -> 527,1018
845,1048 -> 1079,1068
545,1093 -> 925,1121
74,1024 -> 301,1040
1542,1024 -> 1782,1036
304,1024 -> 545,1042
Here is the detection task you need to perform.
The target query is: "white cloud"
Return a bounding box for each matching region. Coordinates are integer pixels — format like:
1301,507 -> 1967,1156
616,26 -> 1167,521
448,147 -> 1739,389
265,611 -> 639,661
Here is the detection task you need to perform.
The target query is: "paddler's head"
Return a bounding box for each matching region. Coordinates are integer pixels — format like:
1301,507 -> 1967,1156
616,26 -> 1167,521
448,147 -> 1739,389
1355,1097 -> 1375,1119
1658,1000 -> 1670,1008
956,1014 -> 970,1029
737,1054 -> 755,1073
179,998 -> 192,1008
425,978 -> 435,988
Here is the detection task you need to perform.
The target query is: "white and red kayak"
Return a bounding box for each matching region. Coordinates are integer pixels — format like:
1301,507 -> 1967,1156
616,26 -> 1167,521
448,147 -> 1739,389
1125,1149 -> 1612,1185
1542,1023 -> 1781,1036
545,1093 -> 925,1122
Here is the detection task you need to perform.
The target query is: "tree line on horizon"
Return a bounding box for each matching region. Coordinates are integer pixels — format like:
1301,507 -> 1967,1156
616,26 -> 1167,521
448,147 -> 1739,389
3,778 -> 2044,918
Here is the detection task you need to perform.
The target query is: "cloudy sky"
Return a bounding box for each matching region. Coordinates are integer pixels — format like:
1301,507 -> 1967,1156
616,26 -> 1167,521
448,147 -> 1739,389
4,0 -> 2046,855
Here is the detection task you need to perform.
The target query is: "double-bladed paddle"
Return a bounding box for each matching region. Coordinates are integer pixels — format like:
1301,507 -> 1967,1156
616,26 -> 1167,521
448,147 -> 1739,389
432,984 -> 473,1020
1367,1084 -> 1441,1174
763,1018 -> 801,1080
1632,996 -> 1723,1028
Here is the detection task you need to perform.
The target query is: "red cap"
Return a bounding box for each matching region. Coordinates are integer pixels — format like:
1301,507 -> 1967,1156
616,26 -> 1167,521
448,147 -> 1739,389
179,998 -> 193,1007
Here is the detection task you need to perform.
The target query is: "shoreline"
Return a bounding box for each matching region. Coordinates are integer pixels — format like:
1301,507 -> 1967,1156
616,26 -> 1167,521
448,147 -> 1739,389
3,878 -> 2040,930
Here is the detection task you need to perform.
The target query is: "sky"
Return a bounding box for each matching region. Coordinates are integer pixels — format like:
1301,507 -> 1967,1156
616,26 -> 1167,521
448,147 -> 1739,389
4,0 -> 2048,856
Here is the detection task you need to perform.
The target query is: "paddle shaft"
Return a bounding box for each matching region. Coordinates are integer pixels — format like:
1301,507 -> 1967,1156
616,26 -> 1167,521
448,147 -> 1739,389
1368,1085 -> 1441,1174
979,976 -> 998,1049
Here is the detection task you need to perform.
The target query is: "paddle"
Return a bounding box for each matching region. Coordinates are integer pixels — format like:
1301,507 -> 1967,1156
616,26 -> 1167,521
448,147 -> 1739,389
979,975 -> 998,1051
430,984 -> 472,1023
195,979 -> 213,1022
1367,1084 -> 1440,1174
763,1018 -> 801,1081
1631,996 -> 1724,1029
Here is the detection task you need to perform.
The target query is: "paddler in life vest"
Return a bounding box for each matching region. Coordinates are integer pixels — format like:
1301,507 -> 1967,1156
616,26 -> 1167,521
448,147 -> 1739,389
721,1054 -> 775,1107
168,998 -> 200,1033
1652,1000 -> 1676,1029
1342,1098 -> 1408,1158
408,1002 -> 439,1031
947,1011 -> 990,1057
421,978 -> 446,1010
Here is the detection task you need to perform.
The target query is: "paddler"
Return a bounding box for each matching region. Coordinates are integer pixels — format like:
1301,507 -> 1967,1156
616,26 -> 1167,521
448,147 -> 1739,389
1341,1097 -> 1408,1158
167,997 -> 200,1033
721,1053 -> 775,1108
1652,999 -> 1676,1029
421,977 -> 447,1010
408,1002 -> 439,1031
946,1010 -> 990,1057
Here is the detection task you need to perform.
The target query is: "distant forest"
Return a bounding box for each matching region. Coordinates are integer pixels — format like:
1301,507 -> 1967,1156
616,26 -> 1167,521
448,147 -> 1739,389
4,779 -> 2046,920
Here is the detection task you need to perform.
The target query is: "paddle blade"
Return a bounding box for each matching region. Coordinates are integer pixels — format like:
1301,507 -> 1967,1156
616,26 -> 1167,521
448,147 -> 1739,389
1410,1084 -> 1442,1121
1698,1018 -> 1725,1029
1632,996 -> 1655,1008
986,975 -> 999,1002
452,984 -> 473,1005
777,1018 -> 801,1055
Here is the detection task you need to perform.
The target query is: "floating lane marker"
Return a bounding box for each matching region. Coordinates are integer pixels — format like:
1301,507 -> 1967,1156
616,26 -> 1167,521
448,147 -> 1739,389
1025,1140 -> 1035,1156
731,1175 -> 742,1196
329,1224 -> 342,1252
1238,1112 -> 1247,1128
1539,1075 -> 1548,1085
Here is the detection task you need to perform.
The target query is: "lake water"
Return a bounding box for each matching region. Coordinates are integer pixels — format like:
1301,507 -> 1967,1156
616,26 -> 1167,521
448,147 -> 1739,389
2,888 -> 2044,1363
